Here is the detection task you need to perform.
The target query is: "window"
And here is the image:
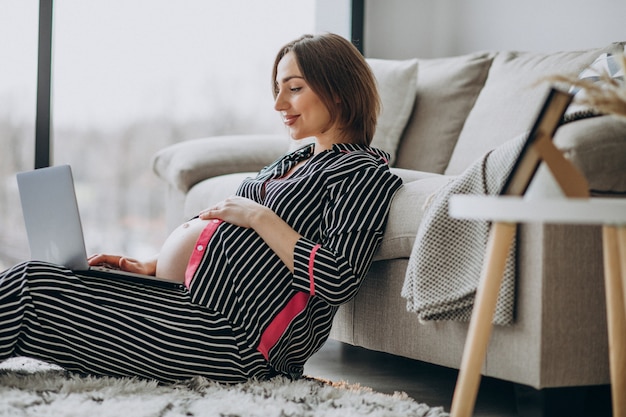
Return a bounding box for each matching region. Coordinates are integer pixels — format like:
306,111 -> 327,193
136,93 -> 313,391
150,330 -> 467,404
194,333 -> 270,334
0,2 -> 38,269
0,1 -> 315,269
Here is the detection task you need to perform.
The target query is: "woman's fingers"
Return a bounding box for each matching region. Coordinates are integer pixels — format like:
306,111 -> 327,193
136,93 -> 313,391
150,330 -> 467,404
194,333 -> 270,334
119,258 -> 144,274
88,254 -> 121,267
88,254 -> 154,275
198,197 -> 262,228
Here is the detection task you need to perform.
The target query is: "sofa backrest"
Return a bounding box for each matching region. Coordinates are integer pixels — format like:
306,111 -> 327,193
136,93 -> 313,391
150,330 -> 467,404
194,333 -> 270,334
444,43 -> 622,175
394,51 -> 494,173
394,42 -> 624,176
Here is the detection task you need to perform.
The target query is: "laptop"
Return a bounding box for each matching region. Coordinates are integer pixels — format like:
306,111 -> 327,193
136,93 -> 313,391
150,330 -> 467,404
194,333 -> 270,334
16,164 -> 184,289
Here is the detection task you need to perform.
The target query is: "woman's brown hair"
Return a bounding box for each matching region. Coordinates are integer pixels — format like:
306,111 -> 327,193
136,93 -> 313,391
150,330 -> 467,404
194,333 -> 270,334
272,33 -> 380,146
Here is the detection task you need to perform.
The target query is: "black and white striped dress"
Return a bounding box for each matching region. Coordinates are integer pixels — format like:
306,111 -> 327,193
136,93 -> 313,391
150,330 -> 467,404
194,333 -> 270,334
0,143 -> 402,383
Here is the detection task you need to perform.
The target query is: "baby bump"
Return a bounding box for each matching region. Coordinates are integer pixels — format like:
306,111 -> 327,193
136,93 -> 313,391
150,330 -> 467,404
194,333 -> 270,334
156,217 -> 212,282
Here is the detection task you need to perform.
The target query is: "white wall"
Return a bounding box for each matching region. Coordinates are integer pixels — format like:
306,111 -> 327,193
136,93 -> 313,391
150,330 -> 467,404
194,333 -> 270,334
364,0 -> 626,59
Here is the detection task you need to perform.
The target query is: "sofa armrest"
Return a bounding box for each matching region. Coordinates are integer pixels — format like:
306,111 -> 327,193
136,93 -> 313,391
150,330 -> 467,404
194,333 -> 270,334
554,115 -> 626,195
152,134 -> 289,193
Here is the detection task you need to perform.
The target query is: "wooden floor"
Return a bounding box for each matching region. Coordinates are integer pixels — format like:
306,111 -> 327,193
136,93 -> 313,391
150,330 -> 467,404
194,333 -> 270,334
304,339 -> 613,417
304,339 -> 517,416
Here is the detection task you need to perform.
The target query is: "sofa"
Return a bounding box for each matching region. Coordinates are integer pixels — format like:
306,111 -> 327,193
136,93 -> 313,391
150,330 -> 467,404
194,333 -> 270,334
151,42 -> 626,396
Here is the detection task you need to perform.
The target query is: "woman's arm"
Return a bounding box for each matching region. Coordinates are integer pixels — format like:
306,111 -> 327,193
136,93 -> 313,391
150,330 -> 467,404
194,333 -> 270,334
290,165 -> 403,305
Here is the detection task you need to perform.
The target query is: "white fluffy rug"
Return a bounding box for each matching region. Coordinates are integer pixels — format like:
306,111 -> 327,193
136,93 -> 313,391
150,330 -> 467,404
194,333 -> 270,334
0,357 -> 448,417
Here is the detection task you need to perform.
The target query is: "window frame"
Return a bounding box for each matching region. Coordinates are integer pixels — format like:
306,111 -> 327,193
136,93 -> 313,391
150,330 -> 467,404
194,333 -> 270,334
33,0 -> 365,167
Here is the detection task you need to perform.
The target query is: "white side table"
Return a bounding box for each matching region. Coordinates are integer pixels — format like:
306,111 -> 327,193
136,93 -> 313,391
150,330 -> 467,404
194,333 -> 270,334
447,195 -> 626,417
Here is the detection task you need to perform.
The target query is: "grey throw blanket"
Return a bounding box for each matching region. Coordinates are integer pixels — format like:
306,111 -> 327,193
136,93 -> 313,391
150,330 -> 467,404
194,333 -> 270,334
402,134 -> 527,325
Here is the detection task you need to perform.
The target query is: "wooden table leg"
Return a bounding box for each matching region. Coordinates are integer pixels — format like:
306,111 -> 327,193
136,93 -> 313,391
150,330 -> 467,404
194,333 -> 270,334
450,222 -> 517,417
602,225 -> 626,417
617,226 -> 626,320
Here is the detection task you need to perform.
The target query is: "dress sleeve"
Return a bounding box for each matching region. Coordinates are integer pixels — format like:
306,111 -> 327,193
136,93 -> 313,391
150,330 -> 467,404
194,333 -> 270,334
291,164 -> 402,305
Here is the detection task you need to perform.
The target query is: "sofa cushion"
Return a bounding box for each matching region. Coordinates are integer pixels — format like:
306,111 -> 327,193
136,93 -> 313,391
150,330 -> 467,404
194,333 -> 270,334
373,174 -> 454,261
445,43 -> 623,175
367,58 -> 419,164
395,52 -> 495,173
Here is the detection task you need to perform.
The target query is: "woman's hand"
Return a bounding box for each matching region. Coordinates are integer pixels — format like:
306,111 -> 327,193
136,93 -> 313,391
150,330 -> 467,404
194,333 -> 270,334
198,196 -> 268,228
199,196 -> 301,272
88,254 -> 157,276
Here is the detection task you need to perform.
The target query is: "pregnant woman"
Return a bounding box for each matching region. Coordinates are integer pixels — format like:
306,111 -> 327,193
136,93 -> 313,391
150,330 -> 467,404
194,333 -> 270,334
0,33 -> 402,383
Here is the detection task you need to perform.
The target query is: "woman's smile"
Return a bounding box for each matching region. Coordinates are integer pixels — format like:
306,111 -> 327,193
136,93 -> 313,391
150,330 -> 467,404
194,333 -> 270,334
282,114 -> 299,126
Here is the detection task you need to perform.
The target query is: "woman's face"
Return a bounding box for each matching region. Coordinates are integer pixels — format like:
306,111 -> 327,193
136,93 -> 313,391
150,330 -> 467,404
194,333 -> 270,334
274,52 -> 338,148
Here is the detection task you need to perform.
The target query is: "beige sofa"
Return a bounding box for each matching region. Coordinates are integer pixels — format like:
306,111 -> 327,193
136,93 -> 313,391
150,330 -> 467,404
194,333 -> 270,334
152,42 -> 626,394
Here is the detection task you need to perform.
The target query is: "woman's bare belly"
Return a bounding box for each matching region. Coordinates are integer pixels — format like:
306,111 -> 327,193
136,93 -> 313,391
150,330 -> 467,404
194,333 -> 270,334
156,217 -> 211,282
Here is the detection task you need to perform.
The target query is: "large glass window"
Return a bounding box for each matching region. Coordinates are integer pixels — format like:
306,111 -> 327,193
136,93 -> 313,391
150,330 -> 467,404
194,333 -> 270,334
0,1 -> 38,270
0,1 -> 315,270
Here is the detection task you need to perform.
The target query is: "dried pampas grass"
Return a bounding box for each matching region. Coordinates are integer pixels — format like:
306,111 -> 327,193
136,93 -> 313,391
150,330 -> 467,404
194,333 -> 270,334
546,53 -> 626,117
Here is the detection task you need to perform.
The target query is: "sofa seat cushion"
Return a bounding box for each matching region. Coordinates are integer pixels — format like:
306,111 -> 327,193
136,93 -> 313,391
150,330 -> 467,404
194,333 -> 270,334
374,174 -> 454,261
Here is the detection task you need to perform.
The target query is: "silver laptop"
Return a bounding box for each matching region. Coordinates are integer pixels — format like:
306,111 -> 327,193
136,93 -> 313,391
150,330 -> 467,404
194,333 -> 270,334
16,165 -> 183,289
